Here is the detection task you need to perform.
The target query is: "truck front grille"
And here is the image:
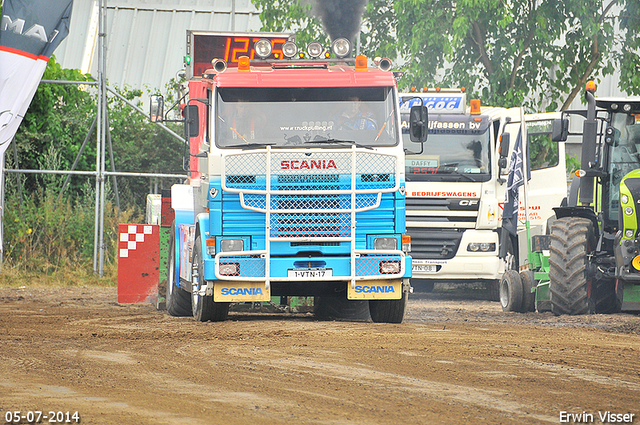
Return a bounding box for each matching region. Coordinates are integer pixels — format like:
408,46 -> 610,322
407,227 -> 464,260
223,149 -> 398,240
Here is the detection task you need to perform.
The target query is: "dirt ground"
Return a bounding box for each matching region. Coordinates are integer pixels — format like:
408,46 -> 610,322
1,284 -> 639,425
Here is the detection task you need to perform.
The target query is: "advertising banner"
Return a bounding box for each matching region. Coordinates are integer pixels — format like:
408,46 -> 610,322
0,0 -> 73,155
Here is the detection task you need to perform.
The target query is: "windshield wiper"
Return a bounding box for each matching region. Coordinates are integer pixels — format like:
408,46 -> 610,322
225,142 -> 275,150
436,163 -> 479,182
306,138 -> 373,150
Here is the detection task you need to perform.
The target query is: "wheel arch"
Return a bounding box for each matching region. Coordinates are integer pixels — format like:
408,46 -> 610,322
195,212 -> 210,259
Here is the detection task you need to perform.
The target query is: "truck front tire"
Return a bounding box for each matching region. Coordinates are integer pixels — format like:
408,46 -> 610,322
191,236 -> 230,322
369,290 -> 408,323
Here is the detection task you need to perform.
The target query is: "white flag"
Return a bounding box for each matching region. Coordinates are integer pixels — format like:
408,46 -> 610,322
0,0 -> 73,155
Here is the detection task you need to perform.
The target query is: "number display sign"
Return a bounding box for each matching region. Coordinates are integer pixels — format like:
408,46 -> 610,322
186,31 -> 293,78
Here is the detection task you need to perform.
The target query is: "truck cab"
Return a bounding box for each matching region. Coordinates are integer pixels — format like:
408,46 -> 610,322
400,89 -> 567,296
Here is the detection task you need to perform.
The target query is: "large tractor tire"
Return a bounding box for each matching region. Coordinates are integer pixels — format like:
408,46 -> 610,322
165,223 -> 192,317
548,217 -> 596,315
499,270 -> 523,312
191,236 -> 230,322
369,291 -> 408,324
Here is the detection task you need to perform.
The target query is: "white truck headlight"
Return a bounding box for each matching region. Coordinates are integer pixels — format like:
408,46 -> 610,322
331,38 -> 351,58
219,263 -> 240,276
379,261 -> 401,274
307,41 -> 324,58
282,41 -> 298,58
374,237 -> 397,250
254,38 -> 273,59
221,239 -> 244,252
467,242 -> 496,252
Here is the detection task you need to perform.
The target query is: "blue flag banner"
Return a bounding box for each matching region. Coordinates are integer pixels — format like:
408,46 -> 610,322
0,0 -> 73,154
502,127 -> 531,236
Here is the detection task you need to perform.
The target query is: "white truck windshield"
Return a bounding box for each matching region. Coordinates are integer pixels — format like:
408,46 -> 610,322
215,87 -> 398,148
403,116 -> 492,182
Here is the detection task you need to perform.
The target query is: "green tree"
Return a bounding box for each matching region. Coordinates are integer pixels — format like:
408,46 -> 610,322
251,0 -> 640,111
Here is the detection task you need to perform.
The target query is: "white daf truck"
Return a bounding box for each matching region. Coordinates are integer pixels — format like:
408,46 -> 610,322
400,89 -> 567,298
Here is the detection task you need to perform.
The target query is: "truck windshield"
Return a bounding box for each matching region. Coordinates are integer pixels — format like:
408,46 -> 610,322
606,112 -> 640,223
215,86 -> 398,148
403,116 -> 492,182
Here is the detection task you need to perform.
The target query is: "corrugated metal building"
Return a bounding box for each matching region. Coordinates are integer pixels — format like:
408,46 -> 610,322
54,0 -> 263,93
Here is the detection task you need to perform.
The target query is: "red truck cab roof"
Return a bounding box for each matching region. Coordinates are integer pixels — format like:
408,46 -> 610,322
203,63 -> 397,89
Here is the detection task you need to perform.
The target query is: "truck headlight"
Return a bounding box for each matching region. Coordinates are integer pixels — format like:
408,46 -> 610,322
254,38 -> 273,59
219,263 -> 240,276
307,41 -> 324,58
282,41 -> 298,58
467,242 -> 496,252
379,261 -> 401,274
374,237 -> 397,250
331,38 -> 351,58
221,239 -> 244,252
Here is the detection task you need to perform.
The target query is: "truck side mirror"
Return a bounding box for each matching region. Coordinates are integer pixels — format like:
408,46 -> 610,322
184,104 -> 200,138
551,118 -> 569,142
497,133 -> 510,182
150,95 -> 164,122
409,105 -> 428,143
499,133 -> 510,158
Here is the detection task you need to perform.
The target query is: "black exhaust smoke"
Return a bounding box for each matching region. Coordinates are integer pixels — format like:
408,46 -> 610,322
303,0 -> 369,44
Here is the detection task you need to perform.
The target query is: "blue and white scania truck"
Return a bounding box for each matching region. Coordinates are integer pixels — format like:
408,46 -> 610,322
152,34 -> 426,322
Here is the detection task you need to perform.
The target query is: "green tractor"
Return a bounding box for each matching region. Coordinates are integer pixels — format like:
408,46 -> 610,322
500,82 -> 640,314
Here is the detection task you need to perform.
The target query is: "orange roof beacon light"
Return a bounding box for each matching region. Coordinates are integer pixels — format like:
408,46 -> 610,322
355,54 -> 368,71
460,87 -> 466,92
470,99 -> 481,115
410,86 -> 416,92
237,56 -> 251,72
585,80 -> 597,93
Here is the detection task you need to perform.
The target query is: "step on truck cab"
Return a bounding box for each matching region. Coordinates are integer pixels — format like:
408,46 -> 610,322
400,89 -> 567,297
154,35 -> 425,322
